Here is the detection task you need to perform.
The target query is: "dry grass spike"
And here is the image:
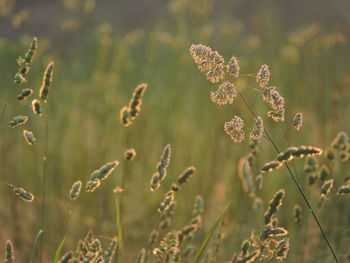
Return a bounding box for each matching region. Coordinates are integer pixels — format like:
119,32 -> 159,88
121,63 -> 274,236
13,187 -> 35,202
31,99 -> 42,116
9,115 -> 28,128
23,129 -> 36,145
69,180 -> 82,200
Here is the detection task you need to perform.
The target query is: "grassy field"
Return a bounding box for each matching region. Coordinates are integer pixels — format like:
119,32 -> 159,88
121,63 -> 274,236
1,0 -> 350,262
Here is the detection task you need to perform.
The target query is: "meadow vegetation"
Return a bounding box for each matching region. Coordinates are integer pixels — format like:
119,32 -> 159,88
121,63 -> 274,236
0,0 -> 350,262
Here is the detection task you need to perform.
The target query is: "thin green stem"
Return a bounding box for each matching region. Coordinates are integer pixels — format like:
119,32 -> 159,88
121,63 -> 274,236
236,90 -> 339,263
39,106 -> 49,263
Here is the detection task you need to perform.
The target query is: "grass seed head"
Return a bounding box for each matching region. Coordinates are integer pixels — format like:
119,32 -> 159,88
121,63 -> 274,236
128,83 -> 148,120
318,180 -> 333,207
39,61 -> 54,102
224,115 -> 245,143
70,180 -> 82,200
17,88 -> 33,100
120,106 -> 132,126
256,64 -> 270,87
23,129 -> 36,145
260,160 -> 282,174
261,225 -> 288,240
5,240 -> 14,263
86,179 -> 101,192
14,72 -> 27,84
189,44 -> 225,83
227,56 -> 240,78
14,187 -> 34,202
99,160 -> 119,180
9,115 -> 28,128
150,173 -> 161,192
211,82 -> 237,105
250,116 -> 264,141
275,238 -> 290,260
177,166 -> 196,186
293,113 -> 303,131
337,184 -> 350,195
24,37 -> 38,64
158,191 -> 176,214
124,148 -> 136,161
264,189 -> 285,225
31,99 -> 42,116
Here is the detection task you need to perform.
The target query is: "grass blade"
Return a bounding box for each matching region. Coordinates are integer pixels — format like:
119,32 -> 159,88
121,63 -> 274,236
193,202 -> 230,263
30,229 -> 43,263
52,234 -> 67,263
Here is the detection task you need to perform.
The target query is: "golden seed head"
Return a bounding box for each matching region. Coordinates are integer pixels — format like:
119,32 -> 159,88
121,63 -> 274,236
124,148 -> 136,161
260,160 -> 282,173
128,83 -> 148,120
9,116 -> 28,128
24,37 -> 38,64
39,61 -> 54,102
14,187 -> 35,202
17,88 -> 33,100
158,191 -> 176,214
267,108 -> 285,122
264,189 -> 285,225
150,173 -> 161,192
120,106 -> 132,127
85,179 -> 101,192
14,72 -> 27,84
189,44 -> 225,83
275,238 -> 290,260
250,116 -> 264,141
69,180 -> 82,200
31,99 -> 42,116
177,166 -> 196,186
293,112 -> 303,131
321,181 -> 334,196
261,225 -> 288,240
227,56 -> 240,78
256,64 -> 270,87
5,240 -> 14,262
210,82 -> 237,105
99,160 -> 119,180
224,115 -> 245,143
337,184 -> 350,195
23,129 -> 36,145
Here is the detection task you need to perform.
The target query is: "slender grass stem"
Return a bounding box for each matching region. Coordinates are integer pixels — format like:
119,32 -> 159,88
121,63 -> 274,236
236,90 -> 339,263
39,106 -> 49,263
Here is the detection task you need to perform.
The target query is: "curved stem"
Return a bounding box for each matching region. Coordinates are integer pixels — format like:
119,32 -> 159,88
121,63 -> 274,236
236,90 -> 339,263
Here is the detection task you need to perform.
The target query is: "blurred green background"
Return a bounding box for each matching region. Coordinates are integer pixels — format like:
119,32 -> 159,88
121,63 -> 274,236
1,0 -> 350,262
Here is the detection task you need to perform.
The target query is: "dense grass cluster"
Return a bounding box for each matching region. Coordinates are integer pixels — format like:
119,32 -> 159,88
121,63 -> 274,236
1,0 -> 350,262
